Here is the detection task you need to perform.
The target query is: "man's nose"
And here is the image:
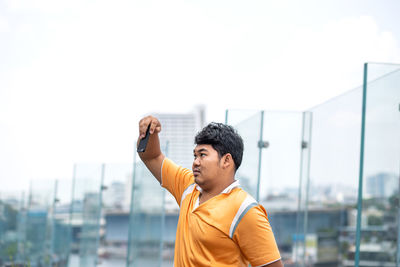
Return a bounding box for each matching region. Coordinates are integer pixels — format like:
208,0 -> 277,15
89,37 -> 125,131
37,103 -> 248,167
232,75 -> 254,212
193,157 -> 200,166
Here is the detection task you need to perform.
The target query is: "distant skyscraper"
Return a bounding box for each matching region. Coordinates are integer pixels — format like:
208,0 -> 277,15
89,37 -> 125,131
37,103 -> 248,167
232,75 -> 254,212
154,106 -> 206,169
366,173 -> 398,198
151,106 -> 206,212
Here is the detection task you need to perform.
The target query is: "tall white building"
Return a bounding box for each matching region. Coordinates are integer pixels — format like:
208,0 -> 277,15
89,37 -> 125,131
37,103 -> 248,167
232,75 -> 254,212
154,106 -> 206,169
153,107 -> 206,212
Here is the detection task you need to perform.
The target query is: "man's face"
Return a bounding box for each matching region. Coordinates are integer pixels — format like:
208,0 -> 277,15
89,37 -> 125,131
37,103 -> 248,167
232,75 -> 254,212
192,144 -> 222,189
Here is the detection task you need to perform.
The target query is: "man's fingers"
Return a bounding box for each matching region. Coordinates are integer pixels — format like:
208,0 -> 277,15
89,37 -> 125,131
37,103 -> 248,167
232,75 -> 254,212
150,120 -> 158,134
139,116 -> 161,138
152,120 -> 161,134
139,118 -> 151,138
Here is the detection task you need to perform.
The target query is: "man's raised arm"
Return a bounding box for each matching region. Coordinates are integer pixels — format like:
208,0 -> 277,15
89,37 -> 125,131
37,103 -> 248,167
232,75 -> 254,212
137,115 -> 165,184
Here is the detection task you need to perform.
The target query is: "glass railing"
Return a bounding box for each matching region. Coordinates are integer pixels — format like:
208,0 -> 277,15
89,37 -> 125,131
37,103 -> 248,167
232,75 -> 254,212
226,110 -> 263,199
225,63 -> 400,267
24,180 -> 56,267
303,85 -> 363,266
263,111 -> 304,265
101,163 -> 133,266
127,144 -> 169,267
293,111 -> 312,266
227,110 -> 305,265
1,63 -> 398,267
52,179 -> 74,267
0,192 -> 25,266
1,167 -> 104,267
0,181 -> 73,267
355,63 -> 400,267
70,164 -> 104,267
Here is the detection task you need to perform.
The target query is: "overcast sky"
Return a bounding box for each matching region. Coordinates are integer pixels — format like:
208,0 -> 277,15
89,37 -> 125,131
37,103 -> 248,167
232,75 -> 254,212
1,0 -> 400,193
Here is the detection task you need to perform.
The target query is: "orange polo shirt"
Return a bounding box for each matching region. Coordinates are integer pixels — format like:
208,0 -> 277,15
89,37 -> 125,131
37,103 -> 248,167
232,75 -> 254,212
161,158 -> 281,267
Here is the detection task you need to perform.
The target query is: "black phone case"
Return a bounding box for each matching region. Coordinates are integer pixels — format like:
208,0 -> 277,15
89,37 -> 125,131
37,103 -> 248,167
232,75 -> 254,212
137,125 -> 151,152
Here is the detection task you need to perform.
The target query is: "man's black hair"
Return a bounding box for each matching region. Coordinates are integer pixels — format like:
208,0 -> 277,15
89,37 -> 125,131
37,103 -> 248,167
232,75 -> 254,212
194,122 -> 244,171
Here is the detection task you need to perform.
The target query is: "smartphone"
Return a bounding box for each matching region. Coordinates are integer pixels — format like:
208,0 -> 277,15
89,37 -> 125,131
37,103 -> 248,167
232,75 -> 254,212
137,124 -> 151,152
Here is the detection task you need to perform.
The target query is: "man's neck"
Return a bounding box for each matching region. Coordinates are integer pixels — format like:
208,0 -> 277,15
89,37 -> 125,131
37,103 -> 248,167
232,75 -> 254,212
198,179 -> 236,205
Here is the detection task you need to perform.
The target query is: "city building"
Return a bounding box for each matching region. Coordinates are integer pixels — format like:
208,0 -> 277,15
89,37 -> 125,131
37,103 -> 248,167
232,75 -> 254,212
154,106 -> 206,169
366,173 -> 398,199
153,107 -> 206,212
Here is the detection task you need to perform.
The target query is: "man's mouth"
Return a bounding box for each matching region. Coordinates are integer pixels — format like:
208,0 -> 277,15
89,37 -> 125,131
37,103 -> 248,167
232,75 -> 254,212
193,169 -> 200,176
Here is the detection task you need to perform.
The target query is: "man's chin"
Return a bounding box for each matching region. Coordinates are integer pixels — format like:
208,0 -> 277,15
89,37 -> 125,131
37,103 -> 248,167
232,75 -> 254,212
194,176 -> 203,185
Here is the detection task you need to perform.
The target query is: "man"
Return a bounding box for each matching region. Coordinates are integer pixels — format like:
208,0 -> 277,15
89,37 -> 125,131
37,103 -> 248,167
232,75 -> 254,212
138,115 -> 283,267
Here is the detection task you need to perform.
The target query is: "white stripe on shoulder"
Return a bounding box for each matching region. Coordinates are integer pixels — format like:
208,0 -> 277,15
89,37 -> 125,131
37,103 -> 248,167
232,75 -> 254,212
160,157 -> 166,186
180,183 -> 196,207
229,194 -> 258,238
254,258 -> 281,267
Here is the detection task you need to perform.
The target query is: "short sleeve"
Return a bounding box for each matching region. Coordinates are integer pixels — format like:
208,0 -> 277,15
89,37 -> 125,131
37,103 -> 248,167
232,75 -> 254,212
161,157 -> 195,206
233,205 -> 281,266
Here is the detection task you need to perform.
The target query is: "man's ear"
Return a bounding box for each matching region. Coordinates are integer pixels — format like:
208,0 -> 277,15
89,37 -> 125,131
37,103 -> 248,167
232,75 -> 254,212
222,153 -> 233,169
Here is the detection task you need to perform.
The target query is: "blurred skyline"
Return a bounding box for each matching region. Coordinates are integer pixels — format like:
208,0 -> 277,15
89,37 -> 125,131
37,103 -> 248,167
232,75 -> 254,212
1,0 -> 400,192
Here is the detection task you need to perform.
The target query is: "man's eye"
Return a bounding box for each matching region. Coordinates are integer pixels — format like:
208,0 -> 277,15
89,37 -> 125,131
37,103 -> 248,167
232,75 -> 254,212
200,153 -> 206,157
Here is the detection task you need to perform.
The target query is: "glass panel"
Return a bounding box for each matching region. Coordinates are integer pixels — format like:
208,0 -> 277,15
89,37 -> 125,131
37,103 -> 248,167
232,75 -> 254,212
0,192 -> 25,266
227,110 -> 263,199
101,163 -> 133,267
305,86 -> 363,266
15,193 -> 27,265
70,164 -> 104,267
358,63 -> 400,266
161,207 -> 178,267
160,142 -> 174,267
292,111 -> 313,266
365,63 -> 400,83
127,156 -> 165,267
257,111 -> 305,265
20,180 -> 55,267
52,179 -> 74,267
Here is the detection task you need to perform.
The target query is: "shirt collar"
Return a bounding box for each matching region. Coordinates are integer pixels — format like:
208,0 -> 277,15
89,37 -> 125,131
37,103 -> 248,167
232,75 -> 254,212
195,180 -> 240,194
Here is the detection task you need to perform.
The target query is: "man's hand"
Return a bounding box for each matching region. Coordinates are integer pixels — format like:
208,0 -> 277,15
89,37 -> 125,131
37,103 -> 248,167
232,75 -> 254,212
137,115 -> 165,184
138,115 -> 162,140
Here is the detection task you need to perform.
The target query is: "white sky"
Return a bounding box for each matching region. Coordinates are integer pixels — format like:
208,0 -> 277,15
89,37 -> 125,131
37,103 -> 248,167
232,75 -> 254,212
1,0 -> 400,193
